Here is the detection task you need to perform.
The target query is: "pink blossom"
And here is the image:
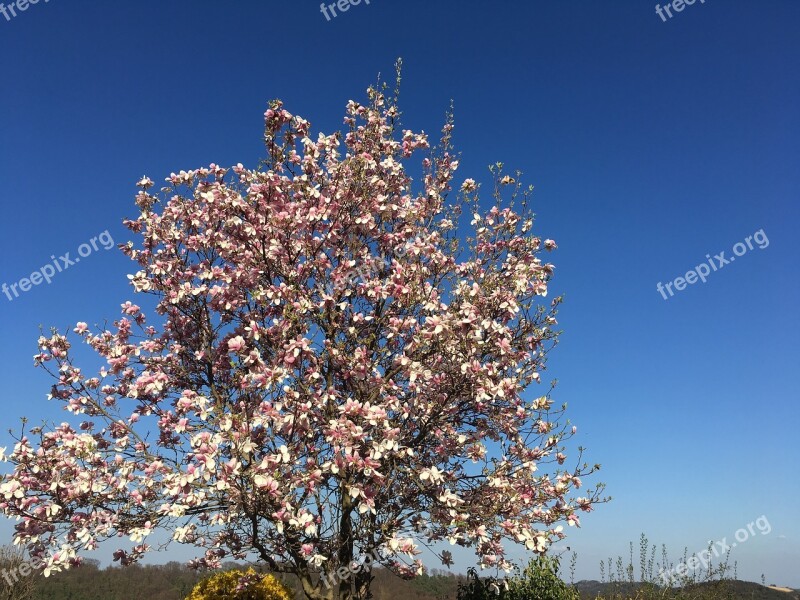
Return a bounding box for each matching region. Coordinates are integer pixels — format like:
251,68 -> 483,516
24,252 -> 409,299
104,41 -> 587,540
227,336 -> 246,352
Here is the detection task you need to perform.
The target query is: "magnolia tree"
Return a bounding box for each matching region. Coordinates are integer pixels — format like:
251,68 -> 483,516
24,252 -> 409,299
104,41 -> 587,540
0,70 -> 603,600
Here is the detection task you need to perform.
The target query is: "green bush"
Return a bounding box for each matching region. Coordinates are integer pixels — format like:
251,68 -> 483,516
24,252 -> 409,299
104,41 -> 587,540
457,567 -> 503,600
508,555 -> 580,600
457,555 -> 579,600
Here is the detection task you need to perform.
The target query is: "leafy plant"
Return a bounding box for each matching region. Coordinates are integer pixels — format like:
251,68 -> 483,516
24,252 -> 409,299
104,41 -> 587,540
457,555 -> 578,600
457,567 -> 505,600
507,555 -> 580,600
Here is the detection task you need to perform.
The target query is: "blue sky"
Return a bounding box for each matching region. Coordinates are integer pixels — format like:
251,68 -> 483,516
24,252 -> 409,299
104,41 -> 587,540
0,0 -> 798,587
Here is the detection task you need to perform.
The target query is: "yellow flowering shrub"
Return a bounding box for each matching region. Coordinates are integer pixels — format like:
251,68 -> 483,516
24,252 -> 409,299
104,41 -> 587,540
185,567 -> 293,600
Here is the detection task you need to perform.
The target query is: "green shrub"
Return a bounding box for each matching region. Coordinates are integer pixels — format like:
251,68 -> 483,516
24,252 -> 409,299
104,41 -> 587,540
457,555 -> 579,600
457,567 -> 504,600
508,555 -> 580,600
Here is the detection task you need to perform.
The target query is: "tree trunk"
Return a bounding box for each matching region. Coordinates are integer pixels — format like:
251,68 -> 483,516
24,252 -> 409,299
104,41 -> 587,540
337,492 -> 355,600
354,568 -> 374,600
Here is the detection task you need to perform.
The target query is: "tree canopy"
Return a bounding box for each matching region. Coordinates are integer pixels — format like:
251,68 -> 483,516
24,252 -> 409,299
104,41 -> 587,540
0,67 -> 602,600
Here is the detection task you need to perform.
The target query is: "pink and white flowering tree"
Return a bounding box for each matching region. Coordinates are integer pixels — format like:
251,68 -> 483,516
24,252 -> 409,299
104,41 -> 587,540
0,70 -> 603,600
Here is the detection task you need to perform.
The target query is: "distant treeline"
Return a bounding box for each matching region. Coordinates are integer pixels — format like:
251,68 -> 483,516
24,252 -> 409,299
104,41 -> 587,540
31,560 -> 465,600
19,558 -> 799,600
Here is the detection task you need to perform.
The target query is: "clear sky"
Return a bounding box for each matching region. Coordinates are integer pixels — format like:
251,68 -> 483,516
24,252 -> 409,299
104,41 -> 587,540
0,0 -> 798,588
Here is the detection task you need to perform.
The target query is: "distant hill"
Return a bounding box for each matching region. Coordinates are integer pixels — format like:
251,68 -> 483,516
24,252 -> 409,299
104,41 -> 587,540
25,561 -> 799,600
573,579 -> 800,600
